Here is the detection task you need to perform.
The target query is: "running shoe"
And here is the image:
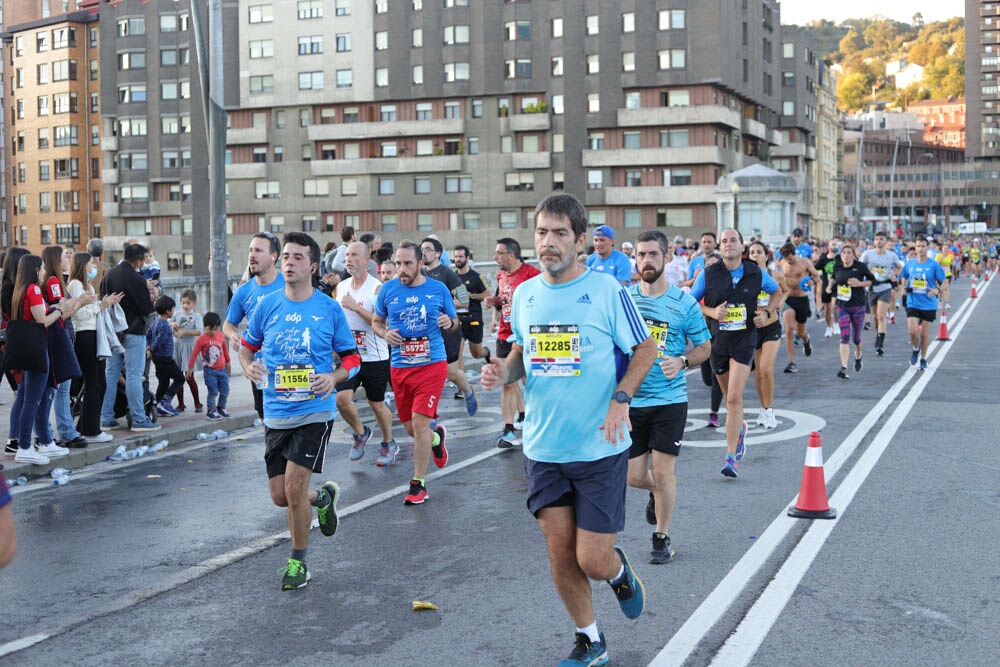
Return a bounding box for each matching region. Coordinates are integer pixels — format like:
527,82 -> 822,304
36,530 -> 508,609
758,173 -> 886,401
721,454 -> 738,478
4,440 -> 18,456
497,429 -> 521,449
558,632 -> 608,667
375,440 -> 399,467
156,399 -> 179,417
876,345 -> 885,357
734,421 -> 748,461
755,407 -> 767,428
513,415 -> 525,431
889,312 -> 896,325
854,356 -> 863,373
650,532 -> 675,565
645,492 -> 656,525
803,337 -> 813,357
431,423 -> 448,468
349,425 -> 372,462
837,367 -> 849,379
206,410 -> 224,421
453,390 -> 464,400
909,349 -> 919,367
763,408 -> 778,429
216,407 -> 230,418
919,358 -> 928,371
35,442 -> 69,458
14,447 -> 49,465
863,321 -> 871,330
404,479 -> 428,505
316,481 -> 340,536
784,362 -> 798,374
824,326 -> 833,338
707,412 -> 720,427
609,546 -> 645,619
464,386 -> 478,416
194,405 -> 204,413
280,558 -> 310,590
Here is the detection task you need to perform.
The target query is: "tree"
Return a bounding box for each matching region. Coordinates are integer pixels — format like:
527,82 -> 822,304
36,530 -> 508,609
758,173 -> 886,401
924,55 -> 965,98
839,29 -> 866,54
913,12 -> 924,30
838,71 -> 872,110
909,43 -> 930,66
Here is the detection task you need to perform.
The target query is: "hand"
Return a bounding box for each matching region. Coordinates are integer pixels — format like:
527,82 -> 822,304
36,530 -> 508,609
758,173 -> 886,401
310,371 -> 338,399
929,288 -> 939,297
229,334 -> 242,351
384,328 -> 403,346
437,314 -> 453,330
101,292 -> 124,308
340,292 -> 358,312
321,273 -> 341,287
244,359 -> 265,384
480,357 -> 507,391
484,295 -> 499,308
712,301 -> 728,321
185,370 -> 194,380
660,356 -> 684,379
490,319 -> 499,333
601,401 -> 632,445
847,278 -> 862,287
146,278 -> 158,291
78,292 -> 98,306
145,347 -> 152,359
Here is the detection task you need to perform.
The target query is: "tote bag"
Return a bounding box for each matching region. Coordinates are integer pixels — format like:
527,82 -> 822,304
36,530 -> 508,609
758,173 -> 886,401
2,317 -> 48,373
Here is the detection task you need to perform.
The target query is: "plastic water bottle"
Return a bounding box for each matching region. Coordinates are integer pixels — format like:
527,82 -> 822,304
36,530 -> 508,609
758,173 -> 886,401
6,476 -> 28,488
149,440 -> 168,453
197,432 -> 211,440
254,352 -> 268,390
107,445 -> 128,461
123,448 -> 140,460
135,445 -> 149,457
211,429 -> 230,439
52,474 -> 70,486
49,468 -> 72,478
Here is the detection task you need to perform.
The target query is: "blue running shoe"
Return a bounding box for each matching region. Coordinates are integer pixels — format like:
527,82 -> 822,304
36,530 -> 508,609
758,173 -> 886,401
464,385 -> 478,416
350,425 -> 372,461
734,420 -> 748,462
910,348 -> 919,367
919,358 -> 928,371
609,546 -> 645,619
721,455 -> 738,478
558,632 -> 608,667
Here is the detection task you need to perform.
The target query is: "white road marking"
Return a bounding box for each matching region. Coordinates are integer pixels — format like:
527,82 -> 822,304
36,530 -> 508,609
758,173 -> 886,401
681,409 -> 826,447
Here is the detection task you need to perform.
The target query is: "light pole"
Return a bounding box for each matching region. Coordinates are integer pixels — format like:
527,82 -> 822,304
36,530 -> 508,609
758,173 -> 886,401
888,128 -> 916,236
731,182 -> 740,232
914,152 -> 934,233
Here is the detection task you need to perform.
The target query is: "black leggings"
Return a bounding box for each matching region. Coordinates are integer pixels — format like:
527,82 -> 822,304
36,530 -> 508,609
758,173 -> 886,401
73,330 -> 103,437
700,359 -> 723,413
152,356 -> 185,403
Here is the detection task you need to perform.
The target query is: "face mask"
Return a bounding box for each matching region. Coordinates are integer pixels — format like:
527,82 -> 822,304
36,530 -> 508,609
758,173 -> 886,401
87,267 -> 98,281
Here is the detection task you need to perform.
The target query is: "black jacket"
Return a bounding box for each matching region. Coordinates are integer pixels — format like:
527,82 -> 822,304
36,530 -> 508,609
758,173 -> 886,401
101,261 -> 154,335
703,259 -> 763,346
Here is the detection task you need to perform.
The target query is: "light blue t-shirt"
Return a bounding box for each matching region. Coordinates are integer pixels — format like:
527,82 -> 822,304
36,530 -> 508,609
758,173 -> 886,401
225,274 -> 286,326
687,255 -> 706,282
374,277 -> 457,367
242,289 -> 356,421
628,283 -> 710,408
510,269 -> 650,463
901,258 -> 946,311
689,264 -> 779,301
795,242 -> 813,259
586,250 -> 632,285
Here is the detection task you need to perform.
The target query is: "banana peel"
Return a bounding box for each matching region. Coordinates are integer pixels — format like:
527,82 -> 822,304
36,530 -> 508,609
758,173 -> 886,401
411,600 -> 438,611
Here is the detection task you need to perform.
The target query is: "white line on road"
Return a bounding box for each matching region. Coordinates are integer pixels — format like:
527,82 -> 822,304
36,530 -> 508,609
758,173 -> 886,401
649,283 -> 990,666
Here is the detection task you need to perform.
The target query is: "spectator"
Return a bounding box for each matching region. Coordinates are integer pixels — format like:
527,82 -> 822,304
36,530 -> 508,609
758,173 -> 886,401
147,295 -> 185,417
187,311 -> 230,421
171,289 -> 203,413
2,248 -> 30,457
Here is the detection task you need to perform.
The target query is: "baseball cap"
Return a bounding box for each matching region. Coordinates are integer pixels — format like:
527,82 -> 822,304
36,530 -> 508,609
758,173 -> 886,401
792,228 -> 804,236
621,241 -> 634,250
593,225 -> 615,239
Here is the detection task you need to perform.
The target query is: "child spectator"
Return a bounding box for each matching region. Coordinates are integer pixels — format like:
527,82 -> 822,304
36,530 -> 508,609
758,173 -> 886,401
187,311 -> 230,421
171,289 -> 204,413
148,295 -> 186,417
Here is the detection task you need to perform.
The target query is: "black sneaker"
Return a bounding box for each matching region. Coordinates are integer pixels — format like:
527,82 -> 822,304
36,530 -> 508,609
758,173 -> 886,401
4,440 -> 17,456
453,390 -> 464,400
562,632 -> 608,666
784,362 -> 798,374
645,492 -> 656,525
64,436 -> 89,449
854,356 -> 863,373
803,337 -> 813,357
837,366 -> 849,379
650,532 -> 675,564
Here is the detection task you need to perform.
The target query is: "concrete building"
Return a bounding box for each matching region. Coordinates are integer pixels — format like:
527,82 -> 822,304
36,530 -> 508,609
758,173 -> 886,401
813,63 -> 842,240
893,62 -> 924,90
966,0 -> 1000,158
909,97 -> 966,149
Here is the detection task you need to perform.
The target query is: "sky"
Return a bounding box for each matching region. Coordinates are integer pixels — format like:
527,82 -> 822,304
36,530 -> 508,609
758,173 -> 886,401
780,0 -> 963,26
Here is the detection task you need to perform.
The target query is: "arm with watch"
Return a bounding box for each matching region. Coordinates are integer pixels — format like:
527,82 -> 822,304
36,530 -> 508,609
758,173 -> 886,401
658,339 -> 711,380
604,335 -> 658,445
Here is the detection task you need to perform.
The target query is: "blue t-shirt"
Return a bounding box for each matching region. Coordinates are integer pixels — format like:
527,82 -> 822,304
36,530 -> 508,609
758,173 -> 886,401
628,283 -> 710,408
586,250 -> 632,285
510,269 -> 650,463
795,243 -> 813,259
689,264 -> 779,301
687,255 -> 706,281
901,258 -> 946,311
242,290 -> 356,420
225,274 -> 286,326
374,278 -> 457,368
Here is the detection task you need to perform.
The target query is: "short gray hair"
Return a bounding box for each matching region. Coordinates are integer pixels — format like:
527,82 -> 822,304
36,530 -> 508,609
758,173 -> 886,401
87,238 -> 104,258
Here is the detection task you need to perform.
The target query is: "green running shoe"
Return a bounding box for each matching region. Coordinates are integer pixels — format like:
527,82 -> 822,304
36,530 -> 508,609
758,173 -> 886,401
280,558 -> 310,590
316,481 -> 340,537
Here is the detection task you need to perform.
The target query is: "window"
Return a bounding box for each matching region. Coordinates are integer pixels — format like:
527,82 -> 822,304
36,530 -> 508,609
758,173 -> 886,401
499,211 -> 518,229
38,96 -> 49,116
381,214 -> 398,231
504,173 -> 533,192
623,132 -> 641,149
321,144 -> 336,159
552,95 -> 564,115
381,142 -> 397,157
783,72 -> 794,87
53,27 -> 77,49
667,90 -> 690,107
161,14 -> 178,32
37,63 -> 49,84
118,185 -> 147,203
274,147 -> 285,162
336,33 -> 351,52
783,100 -> 795,116
90,60 -> 98,80
444,62 -> 470,82
249,40 -> 274,58
416,139 -> 434,156
658,10 -> 685,30
553,134 -> 564,153
416,103 -> 433,120
39,161 -> 50,180
472,99 -> 483,117
297,0 -> 323,19
413,0 -> 423,9
162,151 -> 179,169
622,52 -> 635,72
254,181 -> 280,199
298,35 -> 324,54
444,25 -> 470,44
380,105 -> 397,122
413,28 -> 423,47
248,4 -> 273,23
669,168 -> 692,186
468,137 -> 479,154
161,82 -> 178,100
54,125 -> 79,146
622,12 -> 635,32
335,0 -> 351,16
505,59 -> 532,79
504,21 -> 530,41
587,54 -> 600,74
443,0 -> 468,6
253,147 -> 267,163
117,52 -> 144,70
660,129 -> 689,147
414,177 -> 431,194
53,92 -> 78,114
783,42 -> 794,59
343,143 -> 359,158
445,175 -> 473,193
162,116 -> 180,134
336,70 -> 353,88
552,17 -> 563,38
551,56 -> 564,76
53,59 -> 78,80
417,213 -> 434,230
624,210 -> 642,227
587,94 -> 600,113
15,36 -> 23,57
341,178 -> 357,196
117,17 -> 146,35
378,178 -> 395,195
276,111 -> 286,128
376,68 -> 388,87
91,92 -> 99,112
586,15 -> 599,35
250,75 -> 275,94
375,0 -> 388,12
161,49 -> 178,66
444,101 -> 461,119
588,133 -> 605,150
38,128 -> 50,148
462,212 -> 481,230
412,66 -> 424,84
90,28 -> 98,47
37,31 -> 49,52
298,71 -> 324,90
587,170 -> 603,189
500,136 -> 513,153
375,31 -> 388,50
304,179 -> 329,196
658,49 -> 686,70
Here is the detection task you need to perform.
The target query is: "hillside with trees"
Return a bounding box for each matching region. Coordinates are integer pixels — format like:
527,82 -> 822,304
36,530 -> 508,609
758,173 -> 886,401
799,14 -> 964,111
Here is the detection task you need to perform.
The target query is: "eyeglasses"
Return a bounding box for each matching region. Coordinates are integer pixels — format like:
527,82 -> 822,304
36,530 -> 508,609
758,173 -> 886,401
494,250 -> 511,256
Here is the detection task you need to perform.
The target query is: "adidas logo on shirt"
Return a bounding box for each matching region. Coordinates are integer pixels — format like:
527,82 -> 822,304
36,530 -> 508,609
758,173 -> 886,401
576,294 -> 592,304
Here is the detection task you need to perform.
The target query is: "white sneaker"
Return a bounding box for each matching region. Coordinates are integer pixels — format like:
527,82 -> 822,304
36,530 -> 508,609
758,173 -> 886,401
755,407 -> 767,427
35,442 -> 69,458
833,324 -> 841,335
763,408 -> 778,429
824,327 -> 832,338
15,447 -> 50,465
86,432 -> 114,443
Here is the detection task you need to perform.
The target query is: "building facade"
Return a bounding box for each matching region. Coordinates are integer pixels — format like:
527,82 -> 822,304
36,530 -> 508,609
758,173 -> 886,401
966,0 -> 1000,158
909,97 -> 966,149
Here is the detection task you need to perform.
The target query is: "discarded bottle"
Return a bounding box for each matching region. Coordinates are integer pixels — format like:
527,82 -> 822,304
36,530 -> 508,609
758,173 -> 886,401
6,476 -> 28,488
107,445 -> 128,461
196,432 -> 211,440
49,468 -> 72,478
254,352 -> 268,390
123,448 -> 141,460
212,429 -> 230,439
52,475 -> 70,486
149,440 -> 169,453
135,445 -> 149,457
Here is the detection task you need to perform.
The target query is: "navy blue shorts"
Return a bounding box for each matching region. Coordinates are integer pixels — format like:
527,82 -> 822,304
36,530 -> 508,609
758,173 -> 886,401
524,451 -> 628,534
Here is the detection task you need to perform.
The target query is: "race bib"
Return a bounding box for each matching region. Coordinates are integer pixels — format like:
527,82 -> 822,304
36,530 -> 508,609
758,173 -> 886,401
872,266 -> 887,279
644,317 -> 669,358
501,302 -> 512,323
837,285 -> 851,301
720,305 -> 747,332
274,364 -> 315,402
757,291 -> 770,308
528,324 -> 581,376
352,330 -> 368,355
400,336 -> 431,364
912,278 -> 927,294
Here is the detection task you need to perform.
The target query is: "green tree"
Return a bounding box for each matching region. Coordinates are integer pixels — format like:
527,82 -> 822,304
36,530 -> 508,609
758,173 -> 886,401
839,29 -> 866,54
838,71 -> 872,110
924,55 -> 964,98
909,43 -> 930,66
913,12 -> 924,30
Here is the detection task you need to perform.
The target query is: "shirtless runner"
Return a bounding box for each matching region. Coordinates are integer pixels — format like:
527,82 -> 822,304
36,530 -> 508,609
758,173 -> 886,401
778,242 -> 820,374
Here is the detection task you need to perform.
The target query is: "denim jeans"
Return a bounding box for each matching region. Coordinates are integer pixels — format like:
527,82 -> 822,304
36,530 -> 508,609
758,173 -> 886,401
203,368 -> 230,411
54,378 -> 80,440
101,333 -> 149,426
14,370 -> 50,449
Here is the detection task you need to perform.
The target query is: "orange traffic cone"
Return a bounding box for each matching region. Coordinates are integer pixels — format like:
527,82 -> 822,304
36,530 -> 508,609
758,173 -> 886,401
986,271 -> 991,281
788,431 -> 836,520
936,310 -> 950,341
971,281 -> 978,299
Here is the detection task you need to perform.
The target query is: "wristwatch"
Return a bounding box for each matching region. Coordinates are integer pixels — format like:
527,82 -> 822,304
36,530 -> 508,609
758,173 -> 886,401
612,390 -> 631,405
679,355 -> 689,369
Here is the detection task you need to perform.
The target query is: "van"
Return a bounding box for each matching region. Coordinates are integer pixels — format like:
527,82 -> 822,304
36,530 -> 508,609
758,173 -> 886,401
957,222 -> 987,235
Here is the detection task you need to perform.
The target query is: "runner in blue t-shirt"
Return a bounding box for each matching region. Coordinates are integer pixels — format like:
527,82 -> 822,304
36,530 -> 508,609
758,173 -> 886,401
373,242 -> 458,506
223,232 -> 286,418
900,236 -> 946,371
239,232 -> 361,592
626,231 -> 711,565
585,225 -> 632,285
482,193 -> 657,665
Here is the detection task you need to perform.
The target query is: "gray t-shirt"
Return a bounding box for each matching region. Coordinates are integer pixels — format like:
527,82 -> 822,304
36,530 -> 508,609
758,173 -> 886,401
860,249 -> 903,293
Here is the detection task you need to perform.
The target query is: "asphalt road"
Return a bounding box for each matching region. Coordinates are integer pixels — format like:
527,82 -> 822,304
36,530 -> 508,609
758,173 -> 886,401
2,277 -> 997,666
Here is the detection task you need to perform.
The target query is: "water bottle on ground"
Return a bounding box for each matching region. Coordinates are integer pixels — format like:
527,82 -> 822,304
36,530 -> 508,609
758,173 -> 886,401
196,432 -> 211,440
52,475 -> 70,486
149,440 -> 168,453
123,448 -> 140,460
254,352 -> 268,390
107,445 -> 128,461
253,418 -> 263,427
49,468 -> 72,478
211,429 -> 230,439
7,476 -> 28,488
135,445 -> 149,457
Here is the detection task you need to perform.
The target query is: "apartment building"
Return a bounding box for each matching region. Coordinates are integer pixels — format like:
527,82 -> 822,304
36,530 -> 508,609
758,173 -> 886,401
909,97 -> 966,149
1,1 -> 102,251
966,0 -> 1000,158
813,65 -> 842,240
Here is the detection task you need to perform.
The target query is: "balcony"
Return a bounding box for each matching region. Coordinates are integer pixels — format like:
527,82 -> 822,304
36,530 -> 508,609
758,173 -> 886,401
150,201 -> 185,217
102,202 -> 119,217
771,142 -> 816,161
617,105 -> 741,130
101,136 -> 118,152
604,185 -> 718,206
582,146 -> 728,168
309,154 -> 462,176
512,152 -> 551,169
307,118 -> 465,142
507,113 -> 551,132
227,127 -> 267,145
742,118 -> 768,141
225,163 -> 268,180
101,169 -> 118,184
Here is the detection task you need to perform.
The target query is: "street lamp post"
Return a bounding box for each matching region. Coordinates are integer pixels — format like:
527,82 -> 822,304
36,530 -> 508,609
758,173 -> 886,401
888,128 -> 916,237
914,152 -> 935,234
731,182 -> 740,232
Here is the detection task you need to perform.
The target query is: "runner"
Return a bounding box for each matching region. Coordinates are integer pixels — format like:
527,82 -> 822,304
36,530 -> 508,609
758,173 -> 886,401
334,242 -> 397,466
697,252 -> 726,428
969,238 -> 984,281
860,231 -> 904,356
814,241 -> 839,338
779,242 -> 820,373
224,232 -> 285,419
239,232 -> 359,590
826,243 -> 877,379
481,193 -> 656,666
483,237 -> 540,449
748,241 -> 787,429
372,242 -> 457,505
791,228 -> 813,258
900,236 -> 946,371
691,229 -> 780,478
378,259 -> 396,283
682,232 -> 717,289
626,230 -> 711,564
585,225 -> 632,286
451,245 -> 492,398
